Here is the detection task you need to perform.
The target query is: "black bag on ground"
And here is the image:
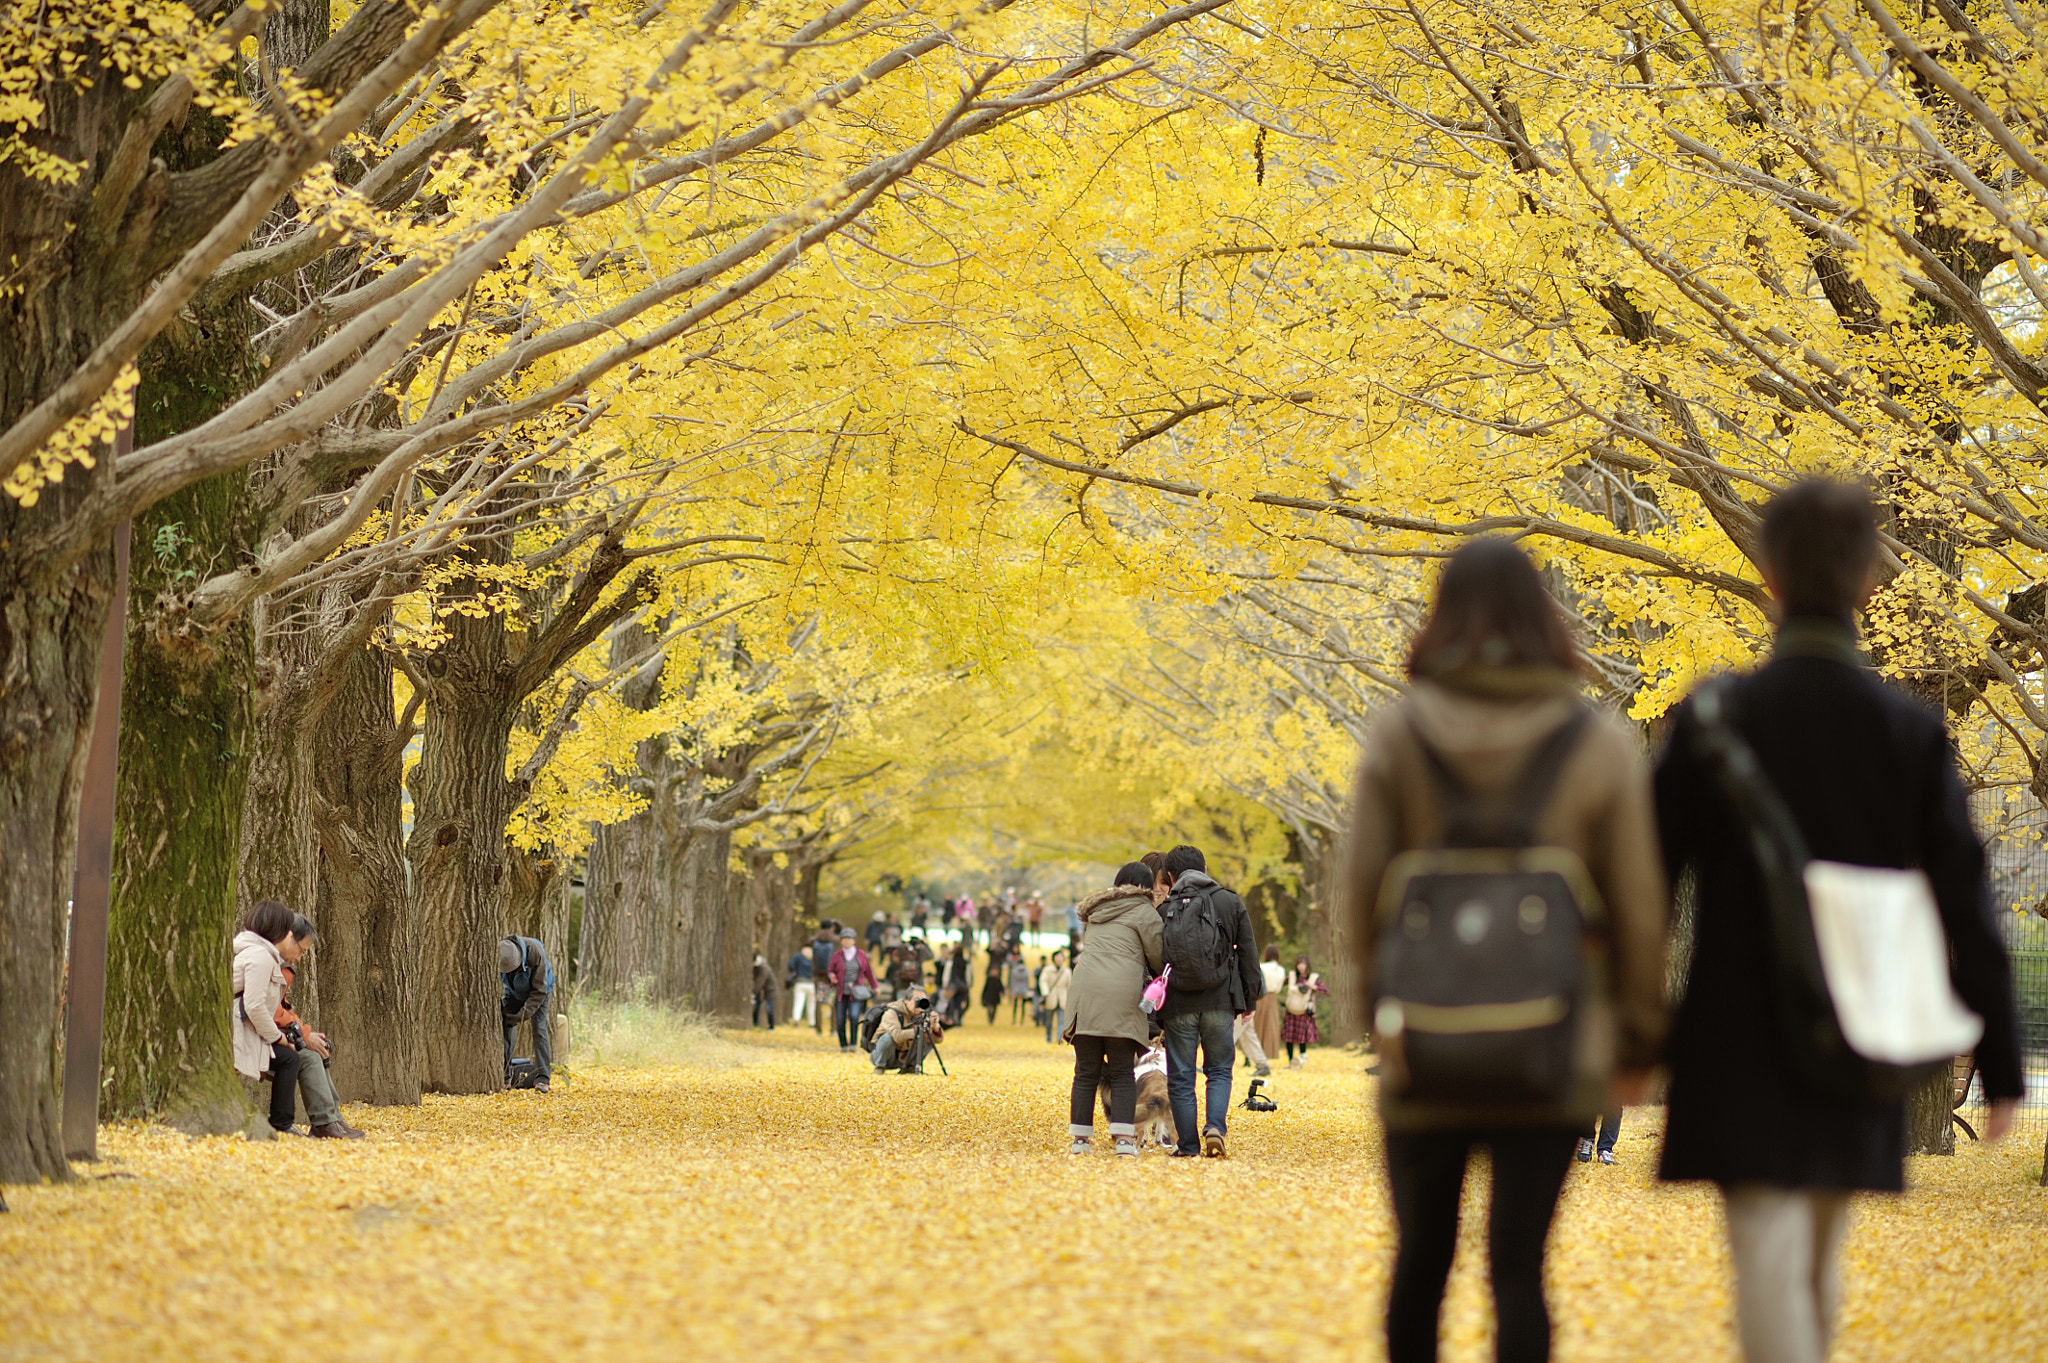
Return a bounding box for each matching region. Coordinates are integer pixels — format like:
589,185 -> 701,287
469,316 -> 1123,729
1159,884 -> 1231,993
1373,709 -> 1599,1108
507,1058 -> 543,1089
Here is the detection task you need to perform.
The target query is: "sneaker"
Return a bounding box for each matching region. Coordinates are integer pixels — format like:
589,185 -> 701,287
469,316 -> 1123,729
1598,1148 -> 1617,1165
1575,1138 -> 1595,1163
1114,1137 -> 1140,1157
1167,1148 -> 1200,1158
532,1080 -> 549,1094
1069,1136 -> 1093,1154
1288,1058 -> 1303,1070
1202,1128 -> 1227,1159
1254,1064 -> 1272,1077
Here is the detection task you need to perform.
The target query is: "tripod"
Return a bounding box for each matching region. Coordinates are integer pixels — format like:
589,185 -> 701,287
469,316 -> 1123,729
908,1014 -> 949,1076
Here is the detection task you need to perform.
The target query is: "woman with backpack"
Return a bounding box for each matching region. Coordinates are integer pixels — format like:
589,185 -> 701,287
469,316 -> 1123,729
1061,862 -> 1165,1156
1342,539 -> 1669,1363
1280,954 -> 1327,1068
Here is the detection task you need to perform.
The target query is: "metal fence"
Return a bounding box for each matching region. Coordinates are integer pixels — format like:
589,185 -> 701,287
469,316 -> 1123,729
1956,819 -> 2048,1149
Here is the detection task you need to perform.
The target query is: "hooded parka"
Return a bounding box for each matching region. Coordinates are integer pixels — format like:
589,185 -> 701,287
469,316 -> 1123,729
1063,886 -> 1163,1045
1343,667 -> 1671,1131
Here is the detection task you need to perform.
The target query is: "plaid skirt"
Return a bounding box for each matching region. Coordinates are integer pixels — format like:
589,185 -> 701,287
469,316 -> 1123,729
1280,1010 -> 1319,1046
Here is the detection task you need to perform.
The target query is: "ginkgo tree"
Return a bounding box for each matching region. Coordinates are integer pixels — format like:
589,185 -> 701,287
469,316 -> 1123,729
0,0 -> 1235,1180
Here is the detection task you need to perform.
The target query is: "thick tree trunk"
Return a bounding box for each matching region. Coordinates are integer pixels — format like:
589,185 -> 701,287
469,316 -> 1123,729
311,636 -> 419,1104
1905,1066 -> 1957,1156
1298,826 -> 1360,1045
0,542 -> 113,1183
238,595 -> 319,1015
101,472 -> 260,1130
654,824 -> 740,1016
407,604 -> 519,1094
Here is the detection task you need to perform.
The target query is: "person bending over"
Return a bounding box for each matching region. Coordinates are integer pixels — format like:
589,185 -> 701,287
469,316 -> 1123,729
499,935 -> 556,1091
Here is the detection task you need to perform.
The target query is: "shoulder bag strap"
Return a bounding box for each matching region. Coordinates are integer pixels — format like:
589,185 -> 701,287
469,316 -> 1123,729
1688,679 -> 1852,1080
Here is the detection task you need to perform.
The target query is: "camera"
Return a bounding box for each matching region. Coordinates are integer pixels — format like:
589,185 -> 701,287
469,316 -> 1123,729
1241,1078 -> 1278,1112
911,995 -> 934,1012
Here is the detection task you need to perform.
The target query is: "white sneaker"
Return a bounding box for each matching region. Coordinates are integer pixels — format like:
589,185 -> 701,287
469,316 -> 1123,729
1598,1148 -> 1617,1165
1069,1136 -> 1092,1154
1575,1138 -> 1595,1163
1114,1137 -> 1140,1157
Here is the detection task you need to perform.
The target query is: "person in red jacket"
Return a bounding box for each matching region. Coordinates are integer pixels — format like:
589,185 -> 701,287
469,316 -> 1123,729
825,932 -> 877,1052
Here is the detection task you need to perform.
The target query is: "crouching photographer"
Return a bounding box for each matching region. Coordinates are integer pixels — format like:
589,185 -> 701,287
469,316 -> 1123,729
869,988 -> 944,1074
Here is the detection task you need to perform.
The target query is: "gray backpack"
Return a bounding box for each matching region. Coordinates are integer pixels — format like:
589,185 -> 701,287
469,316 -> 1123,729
1373,709 -> 1600,1107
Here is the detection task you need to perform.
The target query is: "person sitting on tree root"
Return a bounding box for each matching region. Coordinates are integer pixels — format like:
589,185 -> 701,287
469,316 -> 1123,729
278,916 -> 363,1139
231,899 -> 304,1135
499,935 -> 555,1092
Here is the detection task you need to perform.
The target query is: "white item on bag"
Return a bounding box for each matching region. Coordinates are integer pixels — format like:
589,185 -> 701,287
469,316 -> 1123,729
1802,861 -> 1983,1066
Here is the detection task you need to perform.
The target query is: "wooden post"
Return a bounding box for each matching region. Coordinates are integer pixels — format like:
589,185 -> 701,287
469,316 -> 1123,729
62,441 -> 132,1161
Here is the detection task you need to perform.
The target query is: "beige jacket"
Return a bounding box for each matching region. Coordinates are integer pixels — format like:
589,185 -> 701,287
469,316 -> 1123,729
1343,670 -> 1669,1129
1037,962 -> 1071,1010
230,930 -> 288,1080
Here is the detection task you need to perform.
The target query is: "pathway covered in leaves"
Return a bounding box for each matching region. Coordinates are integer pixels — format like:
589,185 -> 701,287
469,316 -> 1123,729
3,1024 -> 2041,1361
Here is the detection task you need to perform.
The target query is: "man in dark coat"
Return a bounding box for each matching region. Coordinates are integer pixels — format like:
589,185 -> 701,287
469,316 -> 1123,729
1157,843 -> 1265,1159
1653,480 -> 2022,1363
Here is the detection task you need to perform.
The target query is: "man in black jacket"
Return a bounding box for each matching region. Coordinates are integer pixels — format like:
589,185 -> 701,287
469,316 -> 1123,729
1157,844 -> 1265,1158
1654,480 -> 2022,1363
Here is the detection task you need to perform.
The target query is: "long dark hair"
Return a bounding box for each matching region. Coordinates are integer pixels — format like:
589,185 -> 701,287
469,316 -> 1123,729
1407,539 -> 1578,679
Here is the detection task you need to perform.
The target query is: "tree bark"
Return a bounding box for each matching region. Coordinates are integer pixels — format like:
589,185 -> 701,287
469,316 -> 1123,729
0,533 -> 113,1183
310,633 -> 419,1104
406,599 -> 520,1094
237,590 -> 319,1014
1904,1066 -> 1957,1156
100,470 -> 260,1130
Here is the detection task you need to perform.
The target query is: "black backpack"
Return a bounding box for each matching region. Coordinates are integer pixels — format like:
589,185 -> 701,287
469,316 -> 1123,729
1373,709 -> 1599,1107
1160,882 -> 1233,994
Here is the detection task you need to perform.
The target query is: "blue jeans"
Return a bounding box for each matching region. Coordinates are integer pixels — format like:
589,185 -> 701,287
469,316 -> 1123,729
1163,1008 -> 1235,1153
1044,1004 -> 1064,1043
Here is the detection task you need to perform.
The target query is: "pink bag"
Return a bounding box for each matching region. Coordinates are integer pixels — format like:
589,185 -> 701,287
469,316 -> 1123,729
1141,965 -> 1172,1015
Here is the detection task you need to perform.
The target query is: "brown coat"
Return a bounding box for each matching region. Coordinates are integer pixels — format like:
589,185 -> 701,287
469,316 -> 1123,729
1343,670 -> 1670,1130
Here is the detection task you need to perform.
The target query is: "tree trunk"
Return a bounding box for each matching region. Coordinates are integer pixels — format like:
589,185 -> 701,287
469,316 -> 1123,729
311,635 -> 419,1104
582,812 -> 662,996
1904,1066 -> 1956,1156
237,594 -> 319,1014
0,538 -> 114,1183
406,605 -> 519,1094
1298,826 -> 1360,1045
654,823 -> 740,1016
101,472 -> 260,1130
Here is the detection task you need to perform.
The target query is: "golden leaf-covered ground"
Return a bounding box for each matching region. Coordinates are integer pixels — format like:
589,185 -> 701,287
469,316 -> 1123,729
4,1023 -> 2042,1361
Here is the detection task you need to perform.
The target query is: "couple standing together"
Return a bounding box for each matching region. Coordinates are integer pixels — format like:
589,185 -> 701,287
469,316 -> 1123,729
1064,846 -> 1264,1158
1344,479 -> 2023,1363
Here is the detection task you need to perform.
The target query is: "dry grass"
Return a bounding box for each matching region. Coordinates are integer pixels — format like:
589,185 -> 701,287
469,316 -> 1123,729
2,1021 -> 2042,1361
561,988 -> 753,1071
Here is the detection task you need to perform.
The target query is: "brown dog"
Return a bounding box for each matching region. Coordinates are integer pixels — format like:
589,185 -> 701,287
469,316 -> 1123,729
1100,1045 -> 1175,1148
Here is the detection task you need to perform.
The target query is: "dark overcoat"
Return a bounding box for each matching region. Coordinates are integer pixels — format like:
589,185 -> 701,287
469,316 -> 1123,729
1653,617 -> 2024,1191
